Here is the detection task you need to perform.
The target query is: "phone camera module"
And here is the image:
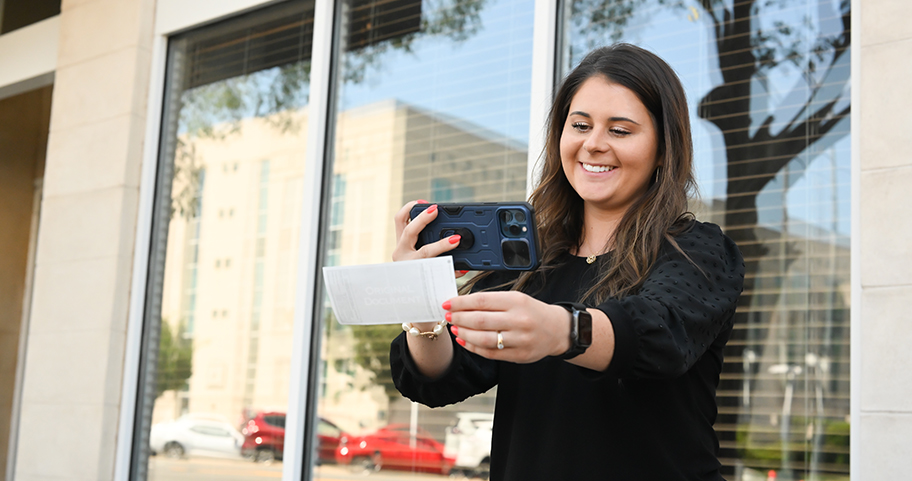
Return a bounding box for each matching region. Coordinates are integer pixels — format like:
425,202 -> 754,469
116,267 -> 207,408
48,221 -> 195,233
499,208 -> 527,238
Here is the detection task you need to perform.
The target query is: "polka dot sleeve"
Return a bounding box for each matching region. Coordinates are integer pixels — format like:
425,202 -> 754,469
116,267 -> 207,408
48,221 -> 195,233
596,222 -> 745,379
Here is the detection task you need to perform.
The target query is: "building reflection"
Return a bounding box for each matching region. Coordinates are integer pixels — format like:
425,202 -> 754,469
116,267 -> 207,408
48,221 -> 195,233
151,99 -> 525,448
697,197 -> 851,478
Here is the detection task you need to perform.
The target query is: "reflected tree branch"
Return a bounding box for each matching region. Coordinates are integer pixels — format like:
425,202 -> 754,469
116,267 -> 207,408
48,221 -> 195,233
169,0 -> 488,221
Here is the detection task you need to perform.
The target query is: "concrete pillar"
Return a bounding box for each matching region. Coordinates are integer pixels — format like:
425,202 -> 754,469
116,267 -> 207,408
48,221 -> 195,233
12,0 -> 155,479
857,0 -> 912,479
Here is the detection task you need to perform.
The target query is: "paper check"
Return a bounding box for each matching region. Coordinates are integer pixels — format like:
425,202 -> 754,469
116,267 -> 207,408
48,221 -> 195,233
322,257 -> 458,325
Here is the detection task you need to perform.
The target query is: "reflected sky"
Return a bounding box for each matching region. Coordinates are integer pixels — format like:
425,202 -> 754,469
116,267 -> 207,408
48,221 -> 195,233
338,0 -> 534,143
176,0 -> 850,237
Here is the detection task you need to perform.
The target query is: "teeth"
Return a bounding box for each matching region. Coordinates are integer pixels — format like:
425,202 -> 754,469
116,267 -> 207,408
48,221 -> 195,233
582,163 -> 616,173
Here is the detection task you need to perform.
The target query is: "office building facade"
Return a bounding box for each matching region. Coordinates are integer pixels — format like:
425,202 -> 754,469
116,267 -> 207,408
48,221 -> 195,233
0,0 -> 907,479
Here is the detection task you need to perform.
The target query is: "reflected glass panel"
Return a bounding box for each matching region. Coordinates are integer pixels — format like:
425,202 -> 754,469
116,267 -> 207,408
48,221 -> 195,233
563,1 -> 850,479
135,2 -> 315,480
313,0 -> 534,478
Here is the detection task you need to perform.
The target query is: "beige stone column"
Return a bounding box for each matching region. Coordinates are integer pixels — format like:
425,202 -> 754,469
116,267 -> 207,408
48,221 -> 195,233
857,0 -> 912,478
12,0 -> 155,480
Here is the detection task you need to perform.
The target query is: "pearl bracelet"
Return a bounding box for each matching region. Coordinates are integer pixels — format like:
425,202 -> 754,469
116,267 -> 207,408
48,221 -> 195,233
402,320 -> 448,340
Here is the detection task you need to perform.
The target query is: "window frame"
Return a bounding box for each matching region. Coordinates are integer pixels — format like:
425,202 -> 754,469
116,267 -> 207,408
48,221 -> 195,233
113,0 -> 331,479
115,0 -> 558,480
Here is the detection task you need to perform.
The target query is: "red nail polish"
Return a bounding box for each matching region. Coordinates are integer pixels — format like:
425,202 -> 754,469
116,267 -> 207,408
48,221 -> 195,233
445,312 -> 452,322
417,199 -> 428,204
450,325 -> 458,336
456,337 -> 466,347
427,204 -> 437,214
459,270 -> 469,274
442,300 -> 451,310
449,235 -> 461,245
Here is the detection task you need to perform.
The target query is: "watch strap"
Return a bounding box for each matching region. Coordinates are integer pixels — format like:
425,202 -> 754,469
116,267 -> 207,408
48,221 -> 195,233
555,301 -> 592,360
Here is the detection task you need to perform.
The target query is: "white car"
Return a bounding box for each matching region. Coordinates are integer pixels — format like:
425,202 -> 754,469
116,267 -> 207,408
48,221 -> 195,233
149,415 -> 244,459
444,412 -> 494,479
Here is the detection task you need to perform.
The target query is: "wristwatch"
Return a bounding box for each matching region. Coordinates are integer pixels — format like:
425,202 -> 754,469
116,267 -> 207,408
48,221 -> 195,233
555,302 -> 592,360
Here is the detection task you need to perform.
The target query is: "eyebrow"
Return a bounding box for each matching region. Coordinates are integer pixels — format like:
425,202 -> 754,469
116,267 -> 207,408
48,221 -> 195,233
569,111 -> 641,125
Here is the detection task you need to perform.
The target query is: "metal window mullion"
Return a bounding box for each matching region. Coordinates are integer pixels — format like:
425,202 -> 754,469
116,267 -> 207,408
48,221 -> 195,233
526,0 -> 559,197
113,33 -> 170,481
282,0 -> 337,479
848,0 -> 860,476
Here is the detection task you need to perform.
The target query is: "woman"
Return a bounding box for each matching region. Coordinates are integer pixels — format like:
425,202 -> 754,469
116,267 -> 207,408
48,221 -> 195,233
389,44 -> 744,480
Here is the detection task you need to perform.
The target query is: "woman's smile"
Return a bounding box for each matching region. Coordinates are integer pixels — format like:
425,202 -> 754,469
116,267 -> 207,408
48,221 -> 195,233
580,162 -> 618,173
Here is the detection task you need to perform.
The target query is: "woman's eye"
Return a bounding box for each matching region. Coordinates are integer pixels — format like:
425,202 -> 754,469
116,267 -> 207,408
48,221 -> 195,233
610,128 -> 631,136
571,122 -> 590,132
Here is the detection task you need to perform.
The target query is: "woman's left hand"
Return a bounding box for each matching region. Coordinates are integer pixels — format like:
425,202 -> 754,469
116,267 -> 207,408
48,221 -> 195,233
444,291 -> 571,363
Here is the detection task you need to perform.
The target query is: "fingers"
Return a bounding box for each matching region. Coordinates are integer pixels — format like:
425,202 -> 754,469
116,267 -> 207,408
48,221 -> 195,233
393,201 -> 461,262
454,270 -> 470,279
413,234 -> 461,259
393,201 -> 434,254
393,200 -> 425,241
446,291 -> 523,314
443,293 -> 561,364
399,202 -> 437,244
452,326 -> 541,364
447,308 -> 511,332
451,325 -> 509,350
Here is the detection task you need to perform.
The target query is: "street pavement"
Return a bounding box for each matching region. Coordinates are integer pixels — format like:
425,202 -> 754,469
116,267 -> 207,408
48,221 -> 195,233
147,457 -> 456,481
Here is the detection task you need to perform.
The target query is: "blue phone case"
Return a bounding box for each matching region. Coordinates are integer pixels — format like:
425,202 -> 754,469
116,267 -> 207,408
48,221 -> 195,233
409,202 -> 541,271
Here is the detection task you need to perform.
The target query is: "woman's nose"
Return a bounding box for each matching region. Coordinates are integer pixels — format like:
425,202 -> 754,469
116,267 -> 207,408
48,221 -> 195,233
583,130 -> 609,153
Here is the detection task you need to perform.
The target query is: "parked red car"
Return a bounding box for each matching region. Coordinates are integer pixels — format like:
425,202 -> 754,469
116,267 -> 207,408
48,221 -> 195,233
335,424 -> 456,475
240,412 -> 345,464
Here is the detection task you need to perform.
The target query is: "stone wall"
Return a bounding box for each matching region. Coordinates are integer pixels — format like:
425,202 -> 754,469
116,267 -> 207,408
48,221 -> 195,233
857,0 -> 912,479
12,0 -> 154,479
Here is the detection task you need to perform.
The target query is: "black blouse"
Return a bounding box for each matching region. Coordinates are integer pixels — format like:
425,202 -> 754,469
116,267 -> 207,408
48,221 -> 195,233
390,221 -> 745,480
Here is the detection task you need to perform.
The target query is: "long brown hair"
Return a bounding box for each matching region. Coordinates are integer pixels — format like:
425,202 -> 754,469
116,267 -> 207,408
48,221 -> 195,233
465,44 -> 697,303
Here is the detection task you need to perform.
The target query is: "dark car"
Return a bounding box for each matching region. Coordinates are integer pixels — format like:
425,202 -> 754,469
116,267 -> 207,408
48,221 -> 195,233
241,412 -> 345,464
335,424 -> 456,475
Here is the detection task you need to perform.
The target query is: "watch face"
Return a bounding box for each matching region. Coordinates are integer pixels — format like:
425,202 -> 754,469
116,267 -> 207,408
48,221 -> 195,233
577,311 -> 593,347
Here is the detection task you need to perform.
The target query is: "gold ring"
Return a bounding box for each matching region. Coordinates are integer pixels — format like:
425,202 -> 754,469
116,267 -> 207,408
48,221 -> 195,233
496,332 -> 504,350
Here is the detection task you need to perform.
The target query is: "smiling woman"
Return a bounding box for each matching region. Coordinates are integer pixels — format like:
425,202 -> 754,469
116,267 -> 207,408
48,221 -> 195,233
534,44 -> 698,301
389,44 -> 744,481
559,76 -> 660,241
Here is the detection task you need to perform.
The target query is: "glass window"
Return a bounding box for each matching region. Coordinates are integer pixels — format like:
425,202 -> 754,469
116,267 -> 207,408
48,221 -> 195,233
312,0 -> 535,478
562,1 -> 850,480
133,1 -> 315,479
0,0 -> 60,34
264,415 -> 286,429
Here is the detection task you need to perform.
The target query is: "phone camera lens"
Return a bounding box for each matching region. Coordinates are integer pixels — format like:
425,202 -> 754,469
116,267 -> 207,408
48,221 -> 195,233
499,208 -> 529,238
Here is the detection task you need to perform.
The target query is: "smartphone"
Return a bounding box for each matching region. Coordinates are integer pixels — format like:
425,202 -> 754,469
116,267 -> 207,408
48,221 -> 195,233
409,202 -> 541,271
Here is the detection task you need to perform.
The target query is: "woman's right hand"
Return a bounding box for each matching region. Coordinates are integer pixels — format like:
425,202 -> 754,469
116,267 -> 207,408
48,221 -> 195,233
393,200 -> 462,262
393,201 -> 461,377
